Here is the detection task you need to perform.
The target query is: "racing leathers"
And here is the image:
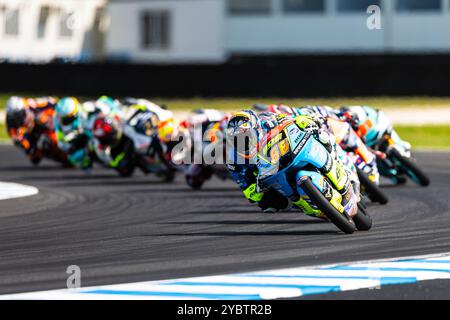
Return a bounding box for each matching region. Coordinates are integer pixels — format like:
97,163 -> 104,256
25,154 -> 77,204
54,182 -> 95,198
227,163 -> 290,213
54,104 -> 93,170
123,98 -> 191,166
227,112 -> 359,216
182,109 -> 231,188
6,96 -> 68,165
92,104 -> 177,180
256,104 -> 380,184
258,113 -> 360,219
339,105 -> 411,158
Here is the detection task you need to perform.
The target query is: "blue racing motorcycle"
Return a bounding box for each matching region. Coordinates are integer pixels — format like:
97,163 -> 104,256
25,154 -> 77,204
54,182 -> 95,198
256,117 -> 372,234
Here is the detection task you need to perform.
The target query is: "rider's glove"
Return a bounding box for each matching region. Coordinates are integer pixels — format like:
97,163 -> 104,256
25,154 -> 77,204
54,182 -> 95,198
242,183 -> 264,203
295,116 -> 319,132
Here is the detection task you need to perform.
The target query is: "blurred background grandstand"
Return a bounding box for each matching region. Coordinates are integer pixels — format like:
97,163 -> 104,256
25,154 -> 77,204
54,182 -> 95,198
0,0 -> 449,148
1,0 -> 450,63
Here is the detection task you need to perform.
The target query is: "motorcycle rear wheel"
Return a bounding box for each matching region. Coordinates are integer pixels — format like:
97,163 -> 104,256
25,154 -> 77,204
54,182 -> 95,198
388,149 -> 430,187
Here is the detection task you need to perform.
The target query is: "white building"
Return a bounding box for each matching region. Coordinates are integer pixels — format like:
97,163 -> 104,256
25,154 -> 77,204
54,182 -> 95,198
225,0 -> 450,54
0,0 -> 107,62
1,0 -> 450,63
106,0 -> 225,63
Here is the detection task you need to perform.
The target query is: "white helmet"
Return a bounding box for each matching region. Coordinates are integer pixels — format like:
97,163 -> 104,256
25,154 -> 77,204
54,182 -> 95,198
6,96 -> 25,113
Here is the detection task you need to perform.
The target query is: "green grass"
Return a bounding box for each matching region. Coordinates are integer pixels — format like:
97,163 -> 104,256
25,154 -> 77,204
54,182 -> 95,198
3,94 -> 450,111
1,94 -> 450,148
0,123 -> 7,140
151,96 -> 450,111
0,95 -> 8,109
0,122 -> 448,149
395,125 -> 450,149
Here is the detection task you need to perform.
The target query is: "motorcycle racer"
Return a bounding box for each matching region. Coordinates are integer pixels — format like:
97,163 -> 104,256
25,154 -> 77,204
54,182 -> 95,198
335,105 -> 430,186
226,110 -> 294,213
53,97 -> 93,170
82,96 -> 125,137
337,105 -> 411,158
227,110 -> 361,219
254,104 -> 380,184
122,98 -> 190,166
6,96 -> 68,165
183,109 -> 231,188
92,103 -> 177,180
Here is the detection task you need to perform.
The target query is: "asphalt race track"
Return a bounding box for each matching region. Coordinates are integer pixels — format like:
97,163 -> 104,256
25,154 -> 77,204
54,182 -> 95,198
0,144 -> 449,299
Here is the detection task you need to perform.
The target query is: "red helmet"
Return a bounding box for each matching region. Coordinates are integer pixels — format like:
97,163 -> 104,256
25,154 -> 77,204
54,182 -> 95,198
93,117 -> 119,146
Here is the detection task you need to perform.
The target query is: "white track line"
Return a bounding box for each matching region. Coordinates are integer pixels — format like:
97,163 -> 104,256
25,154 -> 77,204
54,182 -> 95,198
2,252 -> 450,300
0,182 -> 38,200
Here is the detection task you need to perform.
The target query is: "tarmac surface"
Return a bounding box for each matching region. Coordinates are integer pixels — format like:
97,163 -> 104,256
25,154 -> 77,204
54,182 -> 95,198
0,145 -> 448,299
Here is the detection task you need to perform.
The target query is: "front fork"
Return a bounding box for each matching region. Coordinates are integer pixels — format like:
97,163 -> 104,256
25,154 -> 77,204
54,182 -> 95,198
292,156 -> 357,218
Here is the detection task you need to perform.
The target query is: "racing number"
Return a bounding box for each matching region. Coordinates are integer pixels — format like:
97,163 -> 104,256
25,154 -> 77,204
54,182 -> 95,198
268,138 -> 289,164
279,139 -> 289,156
270,147 -> 280,164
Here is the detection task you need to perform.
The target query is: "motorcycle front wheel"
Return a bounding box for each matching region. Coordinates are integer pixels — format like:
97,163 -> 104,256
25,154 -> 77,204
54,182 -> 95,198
299,177 -> 356,234
353,202 -> 373,231
356,167 -> 389,205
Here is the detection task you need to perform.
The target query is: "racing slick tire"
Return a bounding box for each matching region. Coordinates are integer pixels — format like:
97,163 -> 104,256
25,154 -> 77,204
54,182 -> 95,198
353,202 -> 373,231
388,148 -> 430,187
161,170 -> 176,183
186,165 -> 214,190
186,175 -> 205,190
356,167 -> 389,205
117,165 -> 135,177
299,177 -> 356,234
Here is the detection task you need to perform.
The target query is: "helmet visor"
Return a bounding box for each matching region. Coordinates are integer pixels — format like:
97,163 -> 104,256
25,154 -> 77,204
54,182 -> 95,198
97,135 -> 115,146
8,109 -> 26,128
61,115 -> 76,126
226,127 -> 259,158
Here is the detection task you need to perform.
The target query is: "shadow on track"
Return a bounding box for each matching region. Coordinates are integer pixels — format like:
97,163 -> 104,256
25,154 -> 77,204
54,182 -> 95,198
153,230 -> 339,237
160,219 -> 326,225
185,209 -> 267,215
17,174 -> 124,181
0,165 -> 68,172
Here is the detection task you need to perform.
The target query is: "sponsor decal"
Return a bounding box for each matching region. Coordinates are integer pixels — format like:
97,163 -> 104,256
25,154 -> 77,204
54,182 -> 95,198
293,131 -> 312,155
288,125 -> 300,136
335,164 -> 342,181
279,139 -> 289,156
324,154 -> 332,172
263,133 -> 283,155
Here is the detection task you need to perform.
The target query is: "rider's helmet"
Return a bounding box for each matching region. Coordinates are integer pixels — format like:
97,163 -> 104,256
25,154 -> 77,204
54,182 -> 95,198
92,116 -> 120,146
158,118 -> 180,144
226,110 -> 262,159
336,106 -> 362,131
95,96 -> 117,115
55,97 -> 80,126
339,106 -> 385,147
6,97 -> 34,130
258,111 -> 282,130
6,96 -> 25,113
134,111 -> 159,137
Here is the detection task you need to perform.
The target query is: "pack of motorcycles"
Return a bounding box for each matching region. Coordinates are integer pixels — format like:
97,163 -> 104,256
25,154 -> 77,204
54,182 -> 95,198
6,97 -> 430,234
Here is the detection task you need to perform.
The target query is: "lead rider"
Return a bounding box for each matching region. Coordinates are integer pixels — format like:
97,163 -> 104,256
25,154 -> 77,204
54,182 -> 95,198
226,110 -> 360,219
